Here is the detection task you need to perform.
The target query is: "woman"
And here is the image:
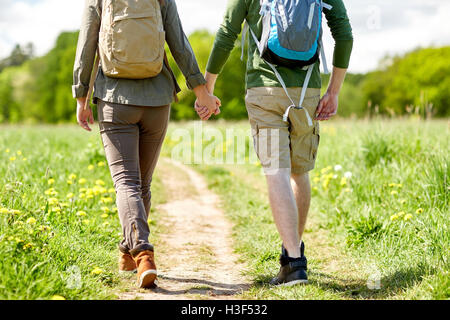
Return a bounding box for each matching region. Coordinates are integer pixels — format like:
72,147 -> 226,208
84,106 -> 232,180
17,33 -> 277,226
72,0 -> 220,289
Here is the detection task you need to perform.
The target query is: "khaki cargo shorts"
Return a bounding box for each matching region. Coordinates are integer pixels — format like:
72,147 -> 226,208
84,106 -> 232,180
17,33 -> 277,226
245,87 -> 321,175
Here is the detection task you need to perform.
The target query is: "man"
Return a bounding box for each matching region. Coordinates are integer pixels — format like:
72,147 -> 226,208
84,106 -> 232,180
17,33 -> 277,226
196,0 -> 353,285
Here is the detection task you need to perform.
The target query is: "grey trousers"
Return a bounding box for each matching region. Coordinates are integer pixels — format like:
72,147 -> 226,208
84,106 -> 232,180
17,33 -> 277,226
97,100 -> 170,256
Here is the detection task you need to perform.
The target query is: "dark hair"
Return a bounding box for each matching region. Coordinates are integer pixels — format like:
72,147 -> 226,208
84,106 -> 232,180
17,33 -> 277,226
159,0 -> 165,6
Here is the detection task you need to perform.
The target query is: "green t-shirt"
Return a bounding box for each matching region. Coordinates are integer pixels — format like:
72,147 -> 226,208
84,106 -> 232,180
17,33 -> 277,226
206,0 -> 354,89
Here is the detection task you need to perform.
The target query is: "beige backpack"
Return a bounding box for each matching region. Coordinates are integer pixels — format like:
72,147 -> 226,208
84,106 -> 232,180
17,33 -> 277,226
98,0 -> 166,79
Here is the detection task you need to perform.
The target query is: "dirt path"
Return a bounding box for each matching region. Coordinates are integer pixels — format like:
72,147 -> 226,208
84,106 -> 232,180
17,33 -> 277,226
120,159 -> 249,300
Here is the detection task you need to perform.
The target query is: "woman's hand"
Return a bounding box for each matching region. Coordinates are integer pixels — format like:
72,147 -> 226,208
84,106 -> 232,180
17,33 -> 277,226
76,97 -> 94,131
193,84 -> 221,120
195,102 -> 221,121
195,72 -> 220,120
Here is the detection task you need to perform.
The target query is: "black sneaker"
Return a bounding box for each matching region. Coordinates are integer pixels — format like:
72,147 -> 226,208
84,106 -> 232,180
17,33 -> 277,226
270,242 -> 308,286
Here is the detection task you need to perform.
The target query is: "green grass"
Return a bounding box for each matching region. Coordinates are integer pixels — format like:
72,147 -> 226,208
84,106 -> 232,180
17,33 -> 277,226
162,119 -> 449,300
0,119 -> 448,300
0,125 -> 165,300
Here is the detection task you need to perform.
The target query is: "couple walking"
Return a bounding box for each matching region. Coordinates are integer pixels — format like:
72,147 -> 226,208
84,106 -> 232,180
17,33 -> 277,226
73,0 -> 352,289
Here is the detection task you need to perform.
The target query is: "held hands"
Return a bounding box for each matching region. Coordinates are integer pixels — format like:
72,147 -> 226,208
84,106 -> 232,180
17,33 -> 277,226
193,81 -> 221,121
76,97 -> 94,131
315,91 -> 338,121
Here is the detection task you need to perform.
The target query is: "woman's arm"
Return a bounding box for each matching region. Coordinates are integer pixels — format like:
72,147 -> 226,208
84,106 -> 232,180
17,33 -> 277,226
72,0 -> 101,99
73,0 -> 101,131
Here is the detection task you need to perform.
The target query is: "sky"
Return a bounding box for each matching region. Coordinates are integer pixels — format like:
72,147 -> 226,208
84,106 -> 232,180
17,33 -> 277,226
1,0 -> 450,73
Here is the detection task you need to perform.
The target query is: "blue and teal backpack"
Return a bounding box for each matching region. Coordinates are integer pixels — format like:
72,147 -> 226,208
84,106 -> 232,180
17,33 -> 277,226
242,0 -> 333,125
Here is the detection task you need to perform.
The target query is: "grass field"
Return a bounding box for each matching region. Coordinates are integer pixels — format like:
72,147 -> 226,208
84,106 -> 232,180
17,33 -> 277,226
0,119 -> 448,299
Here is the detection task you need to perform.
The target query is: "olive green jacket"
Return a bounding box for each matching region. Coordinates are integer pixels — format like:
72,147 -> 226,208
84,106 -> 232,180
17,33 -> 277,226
72,0 -> 206,106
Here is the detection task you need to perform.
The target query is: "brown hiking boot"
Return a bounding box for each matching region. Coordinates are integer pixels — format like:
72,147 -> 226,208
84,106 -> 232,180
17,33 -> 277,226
118,251 -> 137,273
133,250 -> 157,288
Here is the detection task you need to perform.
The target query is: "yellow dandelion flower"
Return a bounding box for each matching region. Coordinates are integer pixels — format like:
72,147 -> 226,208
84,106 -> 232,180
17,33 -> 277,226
320,167 -> 330,174
112,207 -> 118,213
69,173 -> 77,180
108,188 -> 115,194
390,190 -> 398,195
9,156 -> 16,161
23,243 -> 33,250
48,198 -> 59,206
67,180 -> 73,185
5,148 -> 10,153
101,197 -> 113,204
10,209 -> 21,215
101,207 -> 110,213
396,184 -> 403,188
7,236 -> 14,241
78,178 -> 87,185
416,208 -> 424,214
95,179 -> 105,186
87,194 -> 94,199
390,214 -> 399,221
99,187 -> 107,194
397,211 -> 406,216
91,267 -> 103,275
313,177 -> 320,184
51,207 -> 61,213
88,165 -> 95,171
92,186 -> 101,196
101,214 -> 109,219
22,157 -> 27,161
0,208 -> 9,214
17,150 -> 22,156
82,219 -> 90,225
76,211 -> 87,217
340,177 -> 347,186
26,217 -> 37,225
79,188 -> 87,193
51,295 -> 66,300
48,178 -> 55,185
15,237 -> 24,243
67,193 -> 75,199
97,161 -> 106,167
404,214 -> 413,221
388,183 -> 396,187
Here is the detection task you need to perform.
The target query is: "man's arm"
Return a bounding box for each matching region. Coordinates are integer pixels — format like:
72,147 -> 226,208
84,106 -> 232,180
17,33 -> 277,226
316,0 -> 353,120
315,66 -> 347,120
205,0 -> 248,93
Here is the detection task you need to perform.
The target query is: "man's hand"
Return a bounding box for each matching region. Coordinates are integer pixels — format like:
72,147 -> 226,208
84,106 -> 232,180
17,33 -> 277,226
315,66 -> 347,121
315,92 -> 338,121
76,97 -> 94,131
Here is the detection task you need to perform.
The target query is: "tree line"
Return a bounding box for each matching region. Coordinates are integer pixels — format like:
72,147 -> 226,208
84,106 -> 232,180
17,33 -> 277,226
0,30 -> 448,123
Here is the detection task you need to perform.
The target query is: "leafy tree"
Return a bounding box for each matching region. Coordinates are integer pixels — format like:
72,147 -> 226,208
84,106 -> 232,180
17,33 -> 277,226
0,43 -> 34,73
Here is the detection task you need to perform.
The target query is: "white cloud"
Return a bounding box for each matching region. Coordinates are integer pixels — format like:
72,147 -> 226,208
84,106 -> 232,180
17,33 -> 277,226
0,0 -> 83,57
1,0 -> 449,73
